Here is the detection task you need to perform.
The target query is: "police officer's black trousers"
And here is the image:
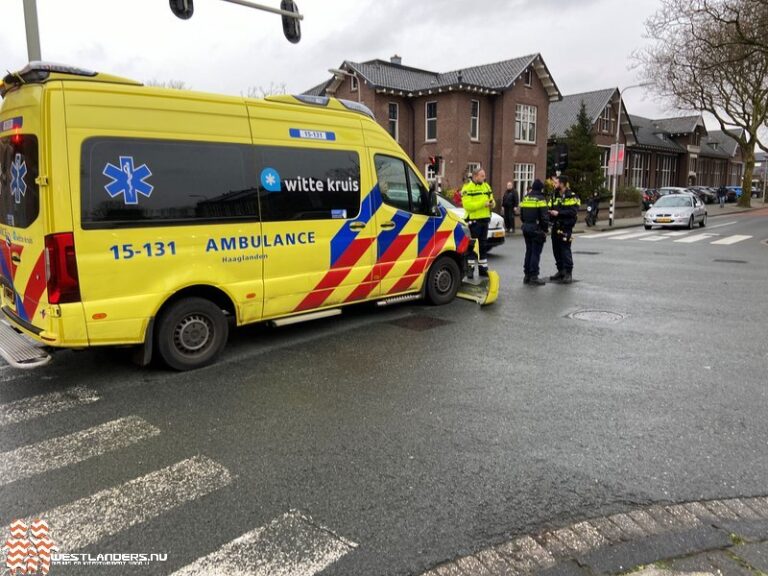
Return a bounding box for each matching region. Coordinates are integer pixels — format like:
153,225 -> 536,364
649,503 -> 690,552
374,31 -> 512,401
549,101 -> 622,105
503,210 -> 515,232
523,231 -> 545,277
552,227 -> 574,273
468,219 -> 490,264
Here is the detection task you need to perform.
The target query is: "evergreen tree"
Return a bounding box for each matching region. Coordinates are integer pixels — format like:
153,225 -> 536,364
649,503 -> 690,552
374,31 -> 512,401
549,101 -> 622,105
563,101 -> 605,200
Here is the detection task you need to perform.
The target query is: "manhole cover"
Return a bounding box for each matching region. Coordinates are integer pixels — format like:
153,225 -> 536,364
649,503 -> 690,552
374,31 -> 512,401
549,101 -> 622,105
568,310 -> 626,323
713,259 -> 748,264
388,315 -> 453,332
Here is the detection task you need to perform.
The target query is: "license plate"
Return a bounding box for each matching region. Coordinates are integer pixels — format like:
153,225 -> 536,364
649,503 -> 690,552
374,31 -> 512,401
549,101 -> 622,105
656,218 -> 672,223
492,231 -> 504,238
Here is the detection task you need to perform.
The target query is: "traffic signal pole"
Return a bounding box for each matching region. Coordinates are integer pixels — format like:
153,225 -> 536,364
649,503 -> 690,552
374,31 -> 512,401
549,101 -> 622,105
23,0 -> 42,61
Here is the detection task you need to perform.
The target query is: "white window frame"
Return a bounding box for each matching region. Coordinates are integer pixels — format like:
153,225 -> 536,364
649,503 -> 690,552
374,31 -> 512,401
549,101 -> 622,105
599,105 -> 613,134
657,155 -> 677,187
388,102 -> 399,141
425,161 -> 445,182
466,162 -> 481,180
470,100 -> 480,141
524,69 -> 533,87
600,147 -> 610,180
350,75 -> 358,91
630,153 -> 649,188
425,101 -> 438,142
515,104 -> 537,144
514,163 -> 535,195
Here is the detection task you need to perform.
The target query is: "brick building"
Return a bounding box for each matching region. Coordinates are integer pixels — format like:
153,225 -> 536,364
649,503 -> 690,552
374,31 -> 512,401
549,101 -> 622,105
305,54 -> 561,200
549,88 -> 745,191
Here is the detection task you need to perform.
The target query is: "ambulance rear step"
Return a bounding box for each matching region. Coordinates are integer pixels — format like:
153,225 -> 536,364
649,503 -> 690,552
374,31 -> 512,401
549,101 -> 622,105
376,294 -> 421,307
0,320 -> 51,369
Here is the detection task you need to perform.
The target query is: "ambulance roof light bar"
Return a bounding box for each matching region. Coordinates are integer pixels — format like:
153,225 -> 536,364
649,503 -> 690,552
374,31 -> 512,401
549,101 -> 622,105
169,0 -> 302,43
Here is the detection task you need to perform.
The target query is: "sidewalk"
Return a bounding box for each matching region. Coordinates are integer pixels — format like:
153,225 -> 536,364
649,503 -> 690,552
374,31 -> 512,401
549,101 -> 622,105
420,496 -> 768,576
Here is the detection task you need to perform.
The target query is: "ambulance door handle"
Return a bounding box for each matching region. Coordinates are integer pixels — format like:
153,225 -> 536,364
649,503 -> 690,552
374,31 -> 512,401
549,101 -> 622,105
380,221 -> 396,230
10,255 -> 20,264
349,221 -> 366,231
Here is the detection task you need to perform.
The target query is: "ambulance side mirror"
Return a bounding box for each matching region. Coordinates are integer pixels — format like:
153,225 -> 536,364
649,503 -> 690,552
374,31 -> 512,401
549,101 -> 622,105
281,0 -> 301,43
169,0 -> 194,19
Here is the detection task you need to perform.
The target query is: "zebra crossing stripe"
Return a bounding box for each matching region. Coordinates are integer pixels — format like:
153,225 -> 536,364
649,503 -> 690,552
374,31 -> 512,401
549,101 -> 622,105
639,235 -> 667,242
0,386 -> 99,427
0,416 -> 160,487
4,456 -> 232,552
605,231 -> 657,240
169,510 -> 357,576
711,235 -> 752,245
674,234 -> 718,243
580,229 -> 637,239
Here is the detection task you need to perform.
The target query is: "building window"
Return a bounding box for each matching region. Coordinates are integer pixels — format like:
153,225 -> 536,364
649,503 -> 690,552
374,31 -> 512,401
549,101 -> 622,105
524,68 -> 533,87
599,105 -> 614,134
470,100 -> 480,140
600,147 -> 610,180
514,163 -> 535,195
426,101 -> 437,141
388,103 -> 399,141
350,75 -> 358,91
690,155 -> 698,176
425,160 -> 444,181
515,104 -> 537,144
630,153 -> 649,188
466,162 -> 481,180
657,155 -> 677,187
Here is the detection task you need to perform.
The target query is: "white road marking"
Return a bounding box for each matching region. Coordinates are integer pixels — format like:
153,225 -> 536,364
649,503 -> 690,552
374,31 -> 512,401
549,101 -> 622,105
711,235 -> 752,245
639,235 -> 668,242
4,456 -> 232,551
580,229 -> 639,239
0,386 -> 99,427
674,234 -> 719,243
0,416 -> 160,487
704,220 -> 738,230
661,231 -> 689,237
170,510 -> 358,576
603,231 -> 657,240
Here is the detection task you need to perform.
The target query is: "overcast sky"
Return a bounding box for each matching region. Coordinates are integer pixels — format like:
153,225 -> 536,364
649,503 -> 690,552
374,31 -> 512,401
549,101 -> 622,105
2,0 -> 684,121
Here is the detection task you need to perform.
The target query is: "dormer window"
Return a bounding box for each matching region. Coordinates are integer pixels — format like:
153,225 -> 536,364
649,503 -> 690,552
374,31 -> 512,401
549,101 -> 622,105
524,68 -> 533,87
350,75 -> 358,91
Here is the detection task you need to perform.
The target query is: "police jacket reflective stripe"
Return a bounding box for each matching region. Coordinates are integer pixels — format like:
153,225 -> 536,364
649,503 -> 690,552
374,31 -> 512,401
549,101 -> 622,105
519,192 -> 550,232
551,191 -> 580,229
461,181 -> 493,220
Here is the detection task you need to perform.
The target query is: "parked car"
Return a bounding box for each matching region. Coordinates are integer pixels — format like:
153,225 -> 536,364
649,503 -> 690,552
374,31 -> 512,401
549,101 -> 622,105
726,185 -> 742,202
644,192 -> 707,229
437,195 -> 506,251
640,188 -> 659,210
751,186 -> 764,199
688,186 -> 716,204
657,186 -> 689,198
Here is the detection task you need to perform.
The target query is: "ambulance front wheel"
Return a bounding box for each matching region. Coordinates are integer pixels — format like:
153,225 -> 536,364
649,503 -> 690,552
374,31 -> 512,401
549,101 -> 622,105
425,256 -> 460,305
156,297 -> 229,370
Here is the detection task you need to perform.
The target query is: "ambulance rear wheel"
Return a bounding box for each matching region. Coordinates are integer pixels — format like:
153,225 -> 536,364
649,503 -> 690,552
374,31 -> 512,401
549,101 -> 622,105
425,256 -> 460,305
156,297 -> 229,370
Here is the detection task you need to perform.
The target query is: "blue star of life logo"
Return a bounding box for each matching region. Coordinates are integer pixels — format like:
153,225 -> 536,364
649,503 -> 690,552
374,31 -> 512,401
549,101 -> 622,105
103,156 -> 154,205
10,154 -> 27,204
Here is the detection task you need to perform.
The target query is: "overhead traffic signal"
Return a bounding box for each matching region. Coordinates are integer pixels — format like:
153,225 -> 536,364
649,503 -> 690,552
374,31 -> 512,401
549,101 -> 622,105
169,0 -> 194,19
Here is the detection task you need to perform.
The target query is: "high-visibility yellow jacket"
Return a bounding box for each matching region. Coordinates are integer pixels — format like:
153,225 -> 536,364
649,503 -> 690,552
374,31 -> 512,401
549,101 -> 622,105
461,181 -> 494,220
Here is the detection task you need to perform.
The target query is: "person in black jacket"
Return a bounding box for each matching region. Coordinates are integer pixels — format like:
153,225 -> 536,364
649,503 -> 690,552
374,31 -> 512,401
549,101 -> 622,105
519,179 -> 550,285
501,181 -> 519,234
548,175 -> 580,284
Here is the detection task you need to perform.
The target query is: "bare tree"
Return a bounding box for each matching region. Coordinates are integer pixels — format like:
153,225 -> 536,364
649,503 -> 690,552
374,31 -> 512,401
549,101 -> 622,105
638,0 -> 768,206
145,79 -> 190,90
245,82 -> 288,99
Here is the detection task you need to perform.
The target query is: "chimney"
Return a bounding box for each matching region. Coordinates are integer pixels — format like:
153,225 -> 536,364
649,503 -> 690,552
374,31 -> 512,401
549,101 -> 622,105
390,54 -> 402,65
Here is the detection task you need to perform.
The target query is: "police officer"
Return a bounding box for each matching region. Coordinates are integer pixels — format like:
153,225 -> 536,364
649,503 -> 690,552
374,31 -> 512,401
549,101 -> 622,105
519,179 -> 549,285
548,174 -> 580,284
461,167 -> 495,277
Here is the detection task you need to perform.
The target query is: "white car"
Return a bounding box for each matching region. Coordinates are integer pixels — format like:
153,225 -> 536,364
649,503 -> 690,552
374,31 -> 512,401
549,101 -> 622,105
437,196 -> 506,250
644,192 -> 707,229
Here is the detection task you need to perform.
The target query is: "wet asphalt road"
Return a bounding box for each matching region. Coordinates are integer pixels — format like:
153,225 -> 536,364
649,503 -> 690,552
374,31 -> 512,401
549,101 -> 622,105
1,208 -> 767,575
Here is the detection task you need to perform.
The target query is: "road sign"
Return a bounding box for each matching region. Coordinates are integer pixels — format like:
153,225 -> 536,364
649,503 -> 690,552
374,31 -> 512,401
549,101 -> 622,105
607,143 -> 625,176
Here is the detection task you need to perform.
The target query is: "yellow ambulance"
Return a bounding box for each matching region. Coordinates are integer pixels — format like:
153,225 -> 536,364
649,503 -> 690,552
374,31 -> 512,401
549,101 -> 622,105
0,63 -> 498,370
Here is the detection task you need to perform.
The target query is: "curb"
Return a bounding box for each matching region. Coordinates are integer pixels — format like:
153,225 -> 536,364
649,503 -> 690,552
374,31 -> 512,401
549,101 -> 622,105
420,496 -> 768,576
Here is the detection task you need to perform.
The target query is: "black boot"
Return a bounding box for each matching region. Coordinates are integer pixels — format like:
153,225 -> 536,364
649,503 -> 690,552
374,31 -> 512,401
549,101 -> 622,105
529,276 -> 546,286
523,276 -> 530,284
549,271 -> 564,281
479,267 -> 489,278
562,272 -> 573,284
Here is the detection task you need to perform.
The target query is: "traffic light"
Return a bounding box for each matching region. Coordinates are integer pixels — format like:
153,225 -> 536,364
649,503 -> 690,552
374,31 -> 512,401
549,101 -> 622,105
281,0 -> 301,43
169,0 -> 194,19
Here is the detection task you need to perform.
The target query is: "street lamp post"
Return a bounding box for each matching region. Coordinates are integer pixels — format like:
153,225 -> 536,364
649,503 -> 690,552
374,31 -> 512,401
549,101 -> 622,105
609,82 -> 651,226
23,0 -> 42,61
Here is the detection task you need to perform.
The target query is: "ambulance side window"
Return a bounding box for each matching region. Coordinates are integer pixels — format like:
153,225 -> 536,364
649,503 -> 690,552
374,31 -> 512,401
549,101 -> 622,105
256,146 -> 361,221
374,155 -> 432,216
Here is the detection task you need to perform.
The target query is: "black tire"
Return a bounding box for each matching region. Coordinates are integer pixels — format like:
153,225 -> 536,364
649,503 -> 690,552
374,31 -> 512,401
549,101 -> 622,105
156,297 -> 229,370
644,225 -> 652,230
425,256 -> 461,306
687,216 -> 694,230
699,214 -> 707,228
